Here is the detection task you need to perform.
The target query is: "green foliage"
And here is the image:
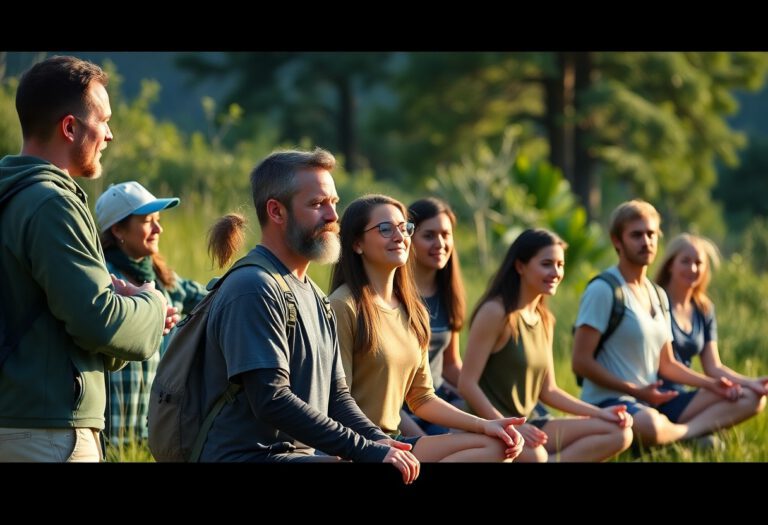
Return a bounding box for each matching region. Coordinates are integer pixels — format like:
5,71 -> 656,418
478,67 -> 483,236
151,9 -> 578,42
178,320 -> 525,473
425,127 -> 611,284
370,52 -> 768,233
426,126 -> 527,270
0,77 -> 21,156
78,61 -> 277,216
511,156 -> 612,285
586,52 -> 768,235
106,441 -> 154,463
370,52 -> 549,182
739,217 -> 768,274
716,135 -> 768,232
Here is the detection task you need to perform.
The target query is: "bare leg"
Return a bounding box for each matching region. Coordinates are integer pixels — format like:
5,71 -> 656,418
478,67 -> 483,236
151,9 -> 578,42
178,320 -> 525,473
399,409 -> 427,437
631,408 -> 688,446
539,418 -> 633,462
677,388 -> 766,438
513,442 -> 550,463
411,432 -> 508,462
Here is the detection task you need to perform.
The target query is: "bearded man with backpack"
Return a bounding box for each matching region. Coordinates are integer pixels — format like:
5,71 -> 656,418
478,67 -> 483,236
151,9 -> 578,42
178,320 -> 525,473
151,148 -> 419,483
572,199 -> 745,449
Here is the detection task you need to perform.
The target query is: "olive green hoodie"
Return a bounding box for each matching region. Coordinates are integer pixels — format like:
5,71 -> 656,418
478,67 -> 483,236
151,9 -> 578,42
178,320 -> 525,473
0,155 -> 165,429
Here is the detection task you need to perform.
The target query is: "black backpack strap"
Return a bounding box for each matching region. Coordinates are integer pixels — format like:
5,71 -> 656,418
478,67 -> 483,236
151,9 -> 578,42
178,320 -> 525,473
0,178 -> 46,370
230,252 -> 298,330
650,282 -> 669,318
575,271 -> 625,387
307,277 -> 333,322
594,272 -> 625,353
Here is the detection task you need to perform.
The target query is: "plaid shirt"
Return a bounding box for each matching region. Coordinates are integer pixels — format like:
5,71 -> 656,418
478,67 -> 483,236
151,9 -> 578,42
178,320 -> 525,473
106,263 -> 207,446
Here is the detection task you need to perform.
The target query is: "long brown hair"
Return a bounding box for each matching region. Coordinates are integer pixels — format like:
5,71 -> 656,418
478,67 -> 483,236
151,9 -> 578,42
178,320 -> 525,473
330,194 -> 430,355
100,219 -> 175,288
654,233 -> 720,315
407,197 -> 466,331
470,229 -> 567,342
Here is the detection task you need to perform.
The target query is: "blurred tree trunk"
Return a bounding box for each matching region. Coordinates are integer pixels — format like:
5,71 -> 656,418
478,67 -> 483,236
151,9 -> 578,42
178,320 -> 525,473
545,52 -> 598,220
337,77 -> 357,173
544,54 -> 569,182
573,52 -> 597,219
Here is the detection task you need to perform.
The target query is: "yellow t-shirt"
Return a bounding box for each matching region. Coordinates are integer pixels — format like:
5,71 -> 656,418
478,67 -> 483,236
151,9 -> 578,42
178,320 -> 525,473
329,284 -> 436,434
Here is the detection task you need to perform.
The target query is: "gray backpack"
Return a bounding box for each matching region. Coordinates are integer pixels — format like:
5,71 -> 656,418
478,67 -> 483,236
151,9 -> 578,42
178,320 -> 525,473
147,251 -> 331,462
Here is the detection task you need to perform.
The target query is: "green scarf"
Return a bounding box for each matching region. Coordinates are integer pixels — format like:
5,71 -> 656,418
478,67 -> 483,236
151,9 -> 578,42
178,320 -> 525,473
104,246 -> 156,285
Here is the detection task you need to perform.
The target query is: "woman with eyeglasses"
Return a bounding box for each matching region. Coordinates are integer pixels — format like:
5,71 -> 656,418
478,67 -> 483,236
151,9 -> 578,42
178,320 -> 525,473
459,229 -> 634,462
329,194 -> 525,462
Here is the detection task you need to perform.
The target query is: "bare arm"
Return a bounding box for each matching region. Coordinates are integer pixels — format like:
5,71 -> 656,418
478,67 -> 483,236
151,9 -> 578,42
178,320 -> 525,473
540,329 -> 606,418
413,396 -> 525,455
572,324 -> 637,395
659,342 -> 740,400
398,409 -> 426,437
540,333 -> 630,427
457,301 -> 506,420
441,331 -> 463,388
701,341 -> 768,395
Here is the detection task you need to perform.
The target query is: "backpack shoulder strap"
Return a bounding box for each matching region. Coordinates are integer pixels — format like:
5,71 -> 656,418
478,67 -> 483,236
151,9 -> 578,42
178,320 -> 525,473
188,382 -> 241,462
591,271 -> 625,351
224,251 -> 297,329
650,281 -> 670,317
306,276 -> 333,322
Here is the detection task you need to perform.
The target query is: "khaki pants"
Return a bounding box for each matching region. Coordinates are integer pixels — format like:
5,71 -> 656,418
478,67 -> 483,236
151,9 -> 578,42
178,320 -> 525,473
0,427 -> 102,462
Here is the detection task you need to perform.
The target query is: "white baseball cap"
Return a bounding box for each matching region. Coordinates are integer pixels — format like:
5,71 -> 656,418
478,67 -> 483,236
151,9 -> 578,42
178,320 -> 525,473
95,181 -> 180,233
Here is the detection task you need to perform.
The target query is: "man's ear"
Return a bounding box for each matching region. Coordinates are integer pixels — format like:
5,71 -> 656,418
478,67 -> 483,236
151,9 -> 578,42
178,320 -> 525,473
610,234 -> 621,253
266,198 -> 287,225
60,115 -> 77,143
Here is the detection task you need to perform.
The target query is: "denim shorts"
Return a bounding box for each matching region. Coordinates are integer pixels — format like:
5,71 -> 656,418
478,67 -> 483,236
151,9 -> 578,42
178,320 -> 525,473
402,384 -> 465,435
596,389 -> 697,423
388,432 -> 422,447
527,402 -> 554,429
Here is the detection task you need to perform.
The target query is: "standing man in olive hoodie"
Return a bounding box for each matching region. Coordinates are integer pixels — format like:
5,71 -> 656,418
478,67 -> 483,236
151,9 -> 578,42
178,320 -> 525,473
0,55 -> 173,462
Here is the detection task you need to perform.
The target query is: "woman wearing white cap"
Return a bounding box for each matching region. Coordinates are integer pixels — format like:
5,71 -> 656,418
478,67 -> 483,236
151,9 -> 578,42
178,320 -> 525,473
95,181 -> 208,448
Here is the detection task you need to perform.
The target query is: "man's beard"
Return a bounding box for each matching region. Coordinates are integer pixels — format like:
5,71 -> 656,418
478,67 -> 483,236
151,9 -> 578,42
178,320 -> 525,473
620,241 -> 655,266
286,213 -> 341,265
71,140 -> 101,179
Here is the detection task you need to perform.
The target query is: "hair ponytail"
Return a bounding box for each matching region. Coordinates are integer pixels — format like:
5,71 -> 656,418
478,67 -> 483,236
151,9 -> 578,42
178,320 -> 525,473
207,213 -> 247,269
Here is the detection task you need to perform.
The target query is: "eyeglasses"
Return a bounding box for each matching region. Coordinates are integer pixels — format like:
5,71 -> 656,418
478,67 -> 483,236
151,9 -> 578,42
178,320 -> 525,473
364,221 -> 415,238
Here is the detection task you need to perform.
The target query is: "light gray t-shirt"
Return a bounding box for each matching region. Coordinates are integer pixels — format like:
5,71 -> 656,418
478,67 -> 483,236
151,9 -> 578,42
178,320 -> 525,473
200,246 -> 343,461
575,266 -> 672,405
